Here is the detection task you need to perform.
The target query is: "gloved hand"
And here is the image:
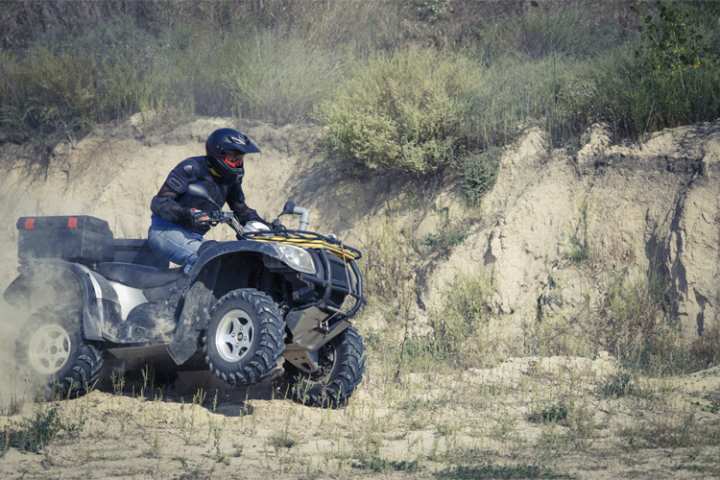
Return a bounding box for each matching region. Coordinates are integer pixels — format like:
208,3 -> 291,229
190,209 -> 211,230
270,219 -> 286,232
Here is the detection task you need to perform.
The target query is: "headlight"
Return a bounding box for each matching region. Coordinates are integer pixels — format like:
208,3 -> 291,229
274,244 -> 316,274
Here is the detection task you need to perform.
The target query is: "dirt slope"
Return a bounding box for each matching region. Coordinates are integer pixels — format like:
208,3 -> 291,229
425,122 -> 720,343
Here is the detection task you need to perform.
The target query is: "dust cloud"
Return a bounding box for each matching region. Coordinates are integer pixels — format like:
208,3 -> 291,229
0,298 -> 36,411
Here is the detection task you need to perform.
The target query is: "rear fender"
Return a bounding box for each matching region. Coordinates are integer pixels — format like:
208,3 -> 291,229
3,260 -> 123,342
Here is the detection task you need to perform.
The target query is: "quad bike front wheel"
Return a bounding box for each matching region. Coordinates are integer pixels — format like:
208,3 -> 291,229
278,326 -> 365,408
17,306 -> 104,399
203,288 -> 285,385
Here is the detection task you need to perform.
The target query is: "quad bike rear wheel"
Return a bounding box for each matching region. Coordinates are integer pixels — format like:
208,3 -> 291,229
203,288 -> 285,385
278,326 -> 365,408
17,306 -> 104,399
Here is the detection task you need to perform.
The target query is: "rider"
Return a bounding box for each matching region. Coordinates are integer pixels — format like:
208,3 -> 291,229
148,128 -> 266,273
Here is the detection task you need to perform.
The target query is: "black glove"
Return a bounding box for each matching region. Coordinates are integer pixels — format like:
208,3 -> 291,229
190,209 -> 211,230
271,219 -> 286,232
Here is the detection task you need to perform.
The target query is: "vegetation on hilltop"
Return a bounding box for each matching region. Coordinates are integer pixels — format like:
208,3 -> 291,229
1,1 -> 719,170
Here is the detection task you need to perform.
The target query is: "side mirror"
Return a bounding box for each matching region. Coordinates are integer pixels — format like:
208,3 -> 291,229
187,184 -> 221,209
281,200 -> 296,216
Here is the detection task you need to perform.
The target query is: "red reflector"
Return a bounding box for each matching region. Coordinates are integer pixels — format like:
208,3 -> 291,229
24,218 -> 35,230
67,217 -> 78,229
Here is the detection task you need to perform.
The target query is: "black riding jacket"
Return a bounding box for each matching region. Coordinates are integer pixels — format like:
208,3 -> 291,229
150,156 -> 262,235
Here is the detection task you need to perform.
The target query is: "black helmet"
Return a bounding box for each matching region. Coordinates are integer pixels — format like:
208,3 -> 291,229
205,128 -> 261,180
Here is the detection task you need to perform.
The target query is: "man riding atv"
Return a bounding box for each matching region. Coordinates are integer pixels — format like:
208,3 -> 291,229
6,126 -> 366,408
149,128 -> 273,273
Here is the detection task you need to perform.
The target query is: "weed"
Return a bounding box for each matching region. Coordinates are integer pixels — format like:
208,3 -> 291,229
462,147 -> 501,206
144,432 -> 161,459
192,388 -> 206,407
591,274 -> 676,373
700,394 -> 720,415
688,325 -> 720,369
208,420 -> 225,463
140,363 -> 154,398
0,405 -> 64,453
360,216 -> 415,305
422,224 -> 469,255
424,272 -> 495,366
620,412 -> 720,449
110,370 -> 126,395
434,463 -> 571,479
566,238 -> 588,264
599,371 -> 634,398
534,428 -> 573,462
3,1 -> 720,157
490,413 -> 521,446
352,456 -> 419,473
268,417 -> 298,451
178,404 -> 197,446
564,202 -> 589,264
527,403 -> 569,425
223,31 -> 343,124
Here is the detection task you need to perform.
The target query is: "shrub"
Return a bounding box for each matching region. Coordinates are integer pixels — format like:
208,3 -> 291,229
462,146 -> 501,205
426,273 -> 494,363
320,47 -> 483,174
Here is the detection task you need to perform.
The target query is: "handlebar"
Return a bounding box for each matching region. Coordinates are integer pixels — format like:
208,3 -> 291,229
206,212 -> 267,237
207,210 -> 236,227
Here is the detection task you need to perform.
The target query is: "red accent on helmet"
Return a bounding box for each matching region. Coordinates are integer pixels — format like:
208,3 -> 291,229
223,155 -> 244,169
24,218 -> 35,230
67,217 -> 78,229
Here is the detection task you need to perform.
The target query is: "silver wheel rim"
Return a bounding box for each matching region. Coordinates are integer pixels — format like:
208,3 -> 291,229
215,309 -> 255,363
28,324 -> 71,375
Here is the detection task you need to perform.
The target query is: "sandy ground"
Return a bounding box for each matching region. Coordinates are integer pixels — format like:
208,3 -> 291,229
0,353 -> 719,480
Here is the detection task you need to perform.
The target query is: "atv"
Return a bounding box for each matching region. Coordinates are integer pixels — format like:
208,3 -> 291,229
4,190 -> 365,408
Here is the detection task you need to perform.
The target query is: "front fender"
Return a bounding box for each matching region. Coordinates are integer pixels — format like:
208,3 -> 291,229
167,240 -> 295,365
186,240 -> 286,280
167,259 -> 221,365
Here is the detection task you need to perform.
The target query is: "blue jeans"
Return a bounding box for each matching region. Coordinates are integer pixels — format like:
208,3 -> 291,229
147,216 -> 204,274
